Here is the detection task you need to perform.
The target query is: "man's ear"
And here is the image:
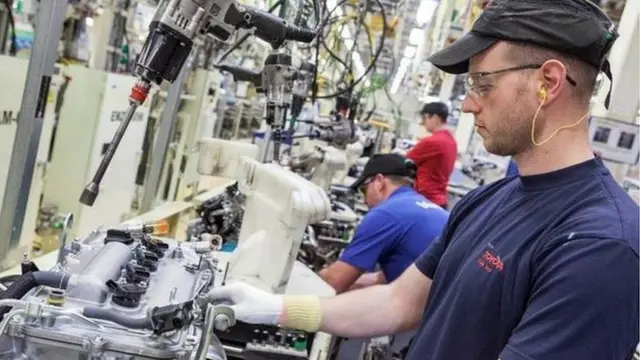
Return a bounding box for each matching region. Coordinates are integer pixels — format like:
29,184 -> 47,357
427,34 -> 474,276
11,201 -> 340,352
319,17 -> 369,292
539,60 -> 566,105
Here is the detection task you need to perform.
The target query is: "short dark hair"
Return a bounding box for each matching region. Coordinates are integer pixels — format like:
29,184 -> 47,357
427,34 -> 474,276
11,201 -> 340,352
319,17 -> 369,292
505,42 -> 598,104
421,102 -> 449,123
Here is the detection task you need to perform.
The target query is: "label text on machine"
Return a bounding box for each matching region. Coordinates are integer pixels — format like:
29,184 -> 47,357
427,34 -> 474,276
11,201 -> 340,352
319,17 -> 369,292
110,110 -> 145,122
0,110 -> 19,125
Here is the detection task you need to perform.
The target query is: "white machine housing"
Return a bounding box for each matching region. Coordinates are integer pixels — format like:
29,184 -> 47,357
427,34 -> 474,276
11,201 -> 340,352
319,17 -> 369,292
197,137 -> 260,179
309,145 -> 348,192
333,141 -> 364,184
196,138 -> 332,292
0,56 -> 61,264
228,156 -> 332,293
158,69 -> 223,201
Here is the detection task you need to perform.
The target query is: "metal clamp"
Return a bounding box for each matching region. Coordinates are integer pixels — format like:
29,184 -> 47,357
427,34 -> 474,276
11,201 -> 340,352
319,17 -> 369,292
56,213 -> 74,264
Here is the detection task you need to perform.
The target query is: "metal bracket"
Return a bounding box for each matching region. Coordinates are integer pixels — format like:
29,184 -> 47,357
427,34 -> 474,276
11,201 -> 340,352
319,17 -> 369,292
56,213 -> 74,264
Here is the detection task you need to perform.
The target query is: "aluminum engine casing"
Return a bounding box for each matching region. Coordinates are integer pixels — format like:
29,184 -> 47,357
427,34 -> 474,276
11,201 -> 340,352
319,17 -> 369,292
0,230 -> 225,360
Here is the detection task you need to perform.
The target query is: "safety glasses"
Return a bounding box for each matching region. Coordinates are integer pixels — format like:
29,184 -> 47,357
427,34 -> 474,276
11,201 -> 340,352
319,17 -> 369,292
464,63 -> 577,99
359,177 -> 374,197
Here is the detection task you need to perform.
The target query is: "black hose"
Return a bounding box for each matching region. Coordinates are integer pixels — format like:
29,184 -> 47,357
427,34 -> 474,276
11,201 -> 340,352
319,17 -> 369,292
316,0 -> 387,99
32,272 -> 70,288
215,0 -> 284,65
0,271 -> 70,319
82,307 -> 151,329
0,274 -> 20,286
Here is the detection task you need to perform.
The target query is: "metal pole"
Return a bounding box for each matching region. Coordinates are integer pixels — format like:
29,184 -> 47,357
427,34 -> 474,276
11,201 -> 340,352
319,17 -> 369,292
261,127 -> 273,163
0,0 -> 68,262
139,60 -> 192,213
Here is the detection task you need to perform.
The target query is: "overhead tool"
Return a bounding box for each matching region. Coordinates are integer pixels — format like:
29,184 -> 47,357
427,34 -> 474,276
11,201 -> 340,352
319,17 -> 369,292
80,0 -> 317,206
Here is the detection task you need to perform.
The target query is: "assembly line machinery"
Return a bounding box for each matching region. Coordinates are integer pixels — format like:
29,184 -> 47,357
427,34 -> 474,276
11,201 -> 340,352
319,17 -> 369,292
0,138 -> 335,360
0,0 -> 396,263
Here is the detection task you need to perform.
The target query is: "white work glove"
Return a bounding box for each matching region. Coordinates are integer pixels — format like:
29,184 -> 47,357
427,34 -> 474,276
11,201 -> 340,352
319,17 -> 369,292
202,283 -> 284,325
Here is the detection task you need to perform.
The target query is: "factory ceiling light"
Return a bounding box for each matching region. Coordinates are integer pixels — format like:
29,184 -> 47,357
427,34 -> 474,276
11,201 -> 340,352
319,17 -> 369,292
390,57 -> 412,94
403,45 -> 417,58
409,28 -> 424,45
416,0 -> 438,26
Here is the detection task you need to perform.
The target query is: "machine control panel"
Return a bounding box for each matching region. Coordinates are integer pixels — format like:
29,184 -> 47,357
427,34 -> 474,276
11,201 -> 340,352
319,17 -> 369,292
313,220 -> 353,243
244,329 -> 308,359
220,322 -> 312,360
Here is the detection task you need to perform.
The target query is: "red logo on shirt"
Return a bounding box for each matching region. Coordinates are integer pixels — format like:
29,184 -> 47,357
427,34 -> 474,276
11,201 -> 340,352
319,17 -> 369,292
477,250 -> 504,273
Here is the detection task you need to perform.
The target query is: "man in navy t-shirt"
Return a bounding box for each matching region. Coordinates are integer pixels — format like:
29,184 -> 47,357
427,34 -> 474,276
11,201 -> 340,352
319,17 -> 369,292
203,2 -> 638,359
319,153 -> 449,293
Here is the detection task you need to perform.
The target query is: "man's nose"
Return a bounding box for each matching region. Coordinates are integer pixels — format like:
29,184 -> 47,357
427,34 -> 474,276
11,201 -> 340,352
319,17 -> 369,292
461,95 -> 480,113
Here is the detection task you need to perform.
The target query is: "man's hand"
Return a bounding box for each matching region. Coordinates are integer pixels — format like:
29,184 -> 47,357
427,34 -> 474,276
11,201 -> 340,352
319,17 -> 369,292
201,283 -> 284,325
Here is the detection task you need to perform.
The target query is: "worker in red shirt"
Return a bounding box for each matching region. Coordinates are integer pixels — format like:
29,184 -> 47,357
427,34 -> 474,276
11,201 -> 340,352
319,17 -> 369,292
406,102 -> 457,209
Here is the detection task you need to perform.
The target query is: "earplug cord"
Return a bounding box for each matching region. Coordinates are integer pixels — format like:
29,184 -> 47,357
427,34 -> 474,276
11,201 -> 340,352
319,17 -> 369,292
530,92 -> 590,146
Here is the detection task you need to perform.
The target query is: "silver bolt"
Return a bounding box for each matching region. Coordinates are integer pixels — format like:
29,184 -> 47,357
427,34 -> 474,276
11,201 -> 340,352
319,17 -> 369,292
214,314 -> 231,331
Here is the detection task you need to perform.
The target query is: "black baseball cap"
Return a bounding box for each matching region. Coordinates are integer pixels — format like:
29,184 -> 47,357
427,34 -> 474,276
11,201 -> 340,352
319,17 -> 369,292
421,102 -> 449,121
427,0 -> 618,108
349,154 -> 417,190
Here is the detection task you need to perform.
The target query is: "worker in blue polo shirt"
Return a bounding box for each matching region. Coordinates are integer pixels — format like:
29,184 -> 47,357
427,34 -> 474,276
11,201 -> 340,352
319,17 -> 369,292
318,153 -> 449,293
318,153 -> 448,359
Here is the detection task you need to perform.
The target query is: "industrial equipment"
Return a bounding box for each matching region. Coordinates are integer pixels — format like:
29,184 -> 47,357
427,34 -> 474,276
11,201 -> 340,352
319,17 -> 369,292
299,211 -> 357,271
225,155 -> 331,293
193,136 -> 361,275
460,158 -> 500,186
186,182 -> 245,244
196,138 -> 332,292
217,49 -> 309,163
153,69 -> 224,205
0,226 -> 234,360
0,135 -> 339,358
334,141 -> 365,185
191,149 -> 358,273
0,56 -> 61,267
80,0 -> 317,207
43,67 -> 151,238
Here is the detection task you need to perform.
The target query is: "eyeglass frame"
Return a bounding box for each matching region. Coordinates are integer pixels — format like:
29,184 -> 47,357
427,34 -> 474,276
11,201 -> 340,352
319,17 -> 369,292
463,64 -> 577,98
358,173 -> 415,197
358,177 -> 375,197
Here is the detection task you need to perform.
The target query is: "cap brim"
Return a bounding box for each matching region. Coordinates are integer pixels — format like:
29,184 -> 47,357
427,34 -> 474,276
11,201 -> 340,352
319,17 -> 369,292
427,33 -> 497,74
349,175 -> 366,191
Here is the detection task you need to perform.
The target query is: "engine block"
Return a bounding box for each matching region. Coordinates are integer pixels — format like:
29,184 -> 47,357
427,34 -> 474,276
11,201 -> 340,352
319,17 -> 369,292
0,228 -> 229,360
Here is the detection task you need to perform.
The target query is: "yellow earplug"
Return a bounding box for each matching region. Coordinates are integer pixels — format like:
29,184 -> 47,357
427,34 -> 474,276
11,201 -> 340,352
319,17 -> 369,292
531,86 -> 589,146
539,87 -> 547,100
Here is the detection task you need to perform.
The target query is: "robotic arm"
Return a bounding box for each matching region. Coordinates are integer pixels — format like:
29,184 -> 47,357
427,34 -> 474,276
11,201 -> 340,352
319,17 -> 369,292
136,0 -> 316,87
80,0 -> 316,206
217,53 -> 309,161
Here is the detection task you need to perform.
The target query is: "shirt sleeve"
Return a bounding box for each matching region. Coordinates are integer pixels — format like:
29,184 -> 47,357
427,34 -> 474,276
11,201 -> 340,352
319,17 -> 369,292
414,234 -> 446,279
413,184 -> 484,278
339,209 -> 399,272
406,137 -> 438,165
501,238 -> 639,360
